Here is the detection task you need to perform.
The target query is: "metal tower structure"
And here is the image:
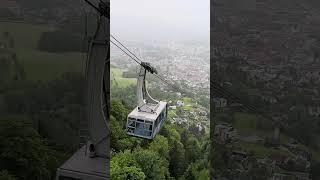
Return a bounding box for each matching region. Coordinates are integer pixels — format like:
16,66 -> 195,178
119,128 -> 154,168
136,62 -> 158,108
56,0 -> 110,179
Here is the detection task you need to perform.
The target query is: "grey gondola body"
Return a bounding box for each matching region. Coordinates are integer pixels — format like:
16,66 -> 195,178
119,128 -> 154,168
126,62 -> 168,139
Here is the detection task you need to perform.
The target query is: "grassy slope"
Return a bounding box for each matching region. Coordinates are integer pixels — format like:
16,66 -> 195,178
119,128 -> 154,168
111,68 -> 136,88
0,22 -> 84,81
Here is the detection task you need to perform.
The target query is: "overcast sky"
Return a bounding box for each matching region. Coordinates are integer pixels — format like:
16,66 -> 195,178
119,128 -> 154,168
111,0 -> 210,42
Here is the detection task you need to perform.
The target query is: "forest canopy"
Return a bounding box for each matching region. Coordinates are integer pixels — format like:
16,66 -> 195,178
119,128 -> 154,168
110,88 -> 210,180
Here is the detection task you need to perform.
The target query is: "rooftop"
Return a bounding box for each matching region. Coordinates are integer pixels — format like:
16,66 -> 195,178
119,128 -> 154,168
128,101 -> 167,121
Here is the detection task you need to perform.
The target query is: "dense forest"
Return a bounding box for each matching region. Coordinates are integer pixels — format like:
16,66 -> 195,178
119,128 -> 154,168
110,84 -> 210,180
0,63 -> 85,179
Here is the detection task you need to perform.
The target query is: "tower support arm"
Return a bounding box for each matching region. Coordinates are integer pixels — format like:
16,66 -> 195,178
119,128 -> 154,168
136,63 -> 159,109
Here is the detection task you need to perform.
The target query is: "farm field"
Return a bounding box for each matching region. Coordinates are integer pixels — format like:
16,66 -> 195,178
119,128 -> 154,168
0,22 -> 85,81
111,67 -> 136,88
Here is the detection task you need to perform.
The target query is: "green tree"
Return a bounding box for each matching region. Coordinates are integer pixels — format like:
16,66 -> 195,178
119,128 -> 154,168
160,124 -> 186,178
149,135 -> 169,160
133,149 -> 169,180
0,119 -> 53,180
111,85 -> 136,109
169,140 -> 186,178
185,136 -> 201,164
110,100 -> 143,152
111,165 -> 145,180
111,150 -> 137,167
110,115 -> 126,151
184,160 -> 209,180
111,99 -> 130,124
197,169 -> 209,180
111,150 -> 145,179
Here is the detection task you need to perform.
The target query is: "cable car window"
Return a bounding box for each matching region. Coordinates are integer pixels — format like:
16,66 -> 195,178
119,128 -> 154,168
160,112 -> 164,121
128,120 -> 136,127
128,127 -> 135,133
135,122 -> 144,136
137,119 -> 144,122
145,120 -> 152,124
144,129 -> 151,136
155,117 -> 160,126
136,122 -> 143,128
144,123 -> 152,131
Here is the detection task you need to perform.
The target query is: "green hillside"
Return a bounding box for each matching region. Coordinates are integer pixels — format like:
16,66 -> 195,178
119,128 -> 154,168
0,22 -> 84,81
111,68 -> 136,88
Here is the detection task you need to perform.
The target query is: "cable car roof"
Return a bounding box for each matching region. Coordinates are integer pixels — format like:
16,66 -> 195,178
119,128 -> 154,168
128,101 -> 167,121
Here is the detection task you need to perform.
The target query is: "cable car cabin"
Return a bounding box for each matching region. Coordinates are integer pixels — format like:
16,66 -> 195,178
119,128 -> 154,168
126,101 -> 167,139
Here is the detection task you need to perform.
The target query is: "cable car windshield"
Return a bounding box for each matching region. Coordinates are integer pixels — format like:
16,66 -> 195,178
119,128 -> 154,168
127,101 -> 167,139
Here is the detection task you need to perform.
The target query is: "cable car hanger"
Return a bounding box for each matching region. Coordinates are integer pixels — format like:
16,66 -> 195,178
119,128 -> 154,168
83,0 -> 109,19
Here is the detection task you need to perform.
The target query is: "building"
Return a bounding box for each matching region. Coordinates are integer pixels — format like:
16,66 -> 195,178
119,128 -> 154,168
177,100 -> 185,107
196,122 -> 204,132
173,117 -> 188,125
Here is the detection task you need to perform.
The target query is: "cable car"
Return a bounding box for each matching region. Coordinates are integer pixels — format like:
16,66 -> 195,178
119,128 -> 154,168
126,62 -> 168,139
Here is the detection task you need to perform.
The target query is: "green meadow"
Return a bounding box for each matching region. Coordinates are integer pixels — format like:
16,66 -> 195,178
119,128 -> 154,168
0,22 -> 85,81
111,67 -> 136,88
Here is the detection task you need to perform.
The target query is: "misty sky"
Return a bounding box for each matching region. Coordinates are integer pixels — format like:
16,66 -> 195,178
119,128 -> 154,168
111,0 -> 210,42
